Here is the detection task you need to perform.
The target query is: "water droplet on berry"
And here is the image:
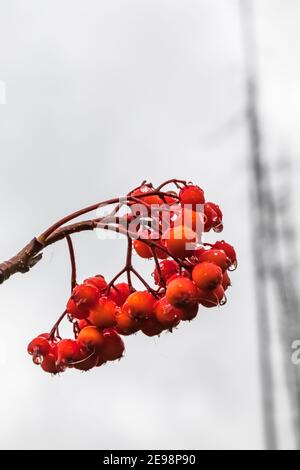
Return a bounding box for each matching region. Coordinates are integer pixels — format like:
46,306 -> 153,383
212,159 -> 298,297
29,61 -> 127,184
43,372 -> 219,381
220,294 -> 227,306
32,353 -> 42,365
228,260 -> 238,271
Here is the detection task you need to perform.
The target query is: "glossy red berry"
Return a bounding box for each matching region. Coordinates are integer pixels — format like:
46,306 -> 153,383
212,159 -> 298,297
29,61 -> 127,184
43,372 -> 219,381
164,225 -> 197,258
140,316 -> 164,336
198,285 -> 225,308
212,241 -> 237,265
66,298 -> 90,320
166,277 -> 199,309
133,239 -> 153,259
27,336 -> 50,357
178,303 -> 199,321
84,275 -> 107,292
41,353 -> 60,374
179,185 -> 205,209
108,283 -> 131,306
204,203 -> 218,232
197,249 -> 230,272
102,328 -> 125,361
56,339 -> 81,365
222,271 -> 231,291
131,185 -> 163,206
153,259 -> 180,286
192,262 -> 223,291
154,297 -> 181,329
77,326 -> 104,352
73,350 -> 100,371
126,291 -> 155,320
72,284 -> 99,309
116,305 -> 140,335
77,318 -> 92,330
89,298 -> 117,329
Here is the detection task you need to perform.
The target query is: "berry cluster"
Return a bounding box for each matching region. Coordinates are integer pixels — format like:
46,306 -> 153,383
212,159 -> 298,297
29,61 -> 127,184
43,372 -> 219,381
27,179 -> 237,374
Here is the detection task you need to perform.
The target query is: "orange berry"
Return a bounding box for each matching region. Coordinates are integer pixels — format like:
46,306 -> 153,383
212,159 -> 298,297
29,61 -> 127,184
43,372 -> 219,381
116,305 -> 140,335
179,184 -> 205,209
102,328 -> 125,361
66,298 -> 89,320
84,275 -> 107,292
89,298 -> 117,329
192,262 -> 223,291
134,240 -> 153,259
140,316 -> 164,336
56,339 -> 81,365
197,249 -> 230,272
164,225 -> 196,258
108,283 -> 131,306
222,271 -> 231,291
72,284 -> 99,309
166,276 -> 199,309
126,291 -> 156,320
77,326 -> 104,352
198,285 -> 225,308
178,303 -> 199,321
154,297 -> 181,329
73,350 -> 100,371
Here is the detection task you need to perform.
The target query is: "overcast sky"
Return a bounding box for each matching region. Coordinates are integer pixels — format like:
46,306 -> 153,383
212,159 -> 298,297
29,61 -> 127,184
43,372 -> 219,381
0,0 -> 299,450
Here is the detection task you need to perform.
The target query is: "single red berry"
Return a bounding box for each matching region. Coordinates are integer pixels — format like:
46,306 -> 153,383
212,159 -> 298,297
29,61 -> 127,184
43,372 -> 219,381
164,225 -> 197,258
27,336 -> 50,357
84,275 -> 107,292
73,350 -> 100,371
222,271 -> 231,291
206,202 -> 222,221
66,298 -> 90,320
133,239 -> 153,259
108,283 -> 131,306
197,249 -> 230,272
116,305 -> 140,335
178,303 -> 199,321
140,316 -> 164,336
166,269 -> 191,285
102,328 -> 125,361
41,353 -> 61,374
204,203 -> 218,232
153,259 -> 180,286
89,297 -> 118,329
166,277 -> 199,309
205,202 -> 223,232
192,262 -> 223,291
179,184 -> 205,209
154,297 -> 181,329
56,339 -> 81,365
77,326 -> 104,352
126,291 -> 156,320
212,241 -> 237,265
72,283 -> 99,309
198,285 -> 225,308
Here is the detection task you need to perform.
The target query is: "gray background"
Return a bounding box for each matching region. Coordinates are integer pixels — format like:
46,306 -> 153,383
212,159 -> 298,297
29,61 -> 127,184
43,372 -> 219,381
0,0 -> 299,450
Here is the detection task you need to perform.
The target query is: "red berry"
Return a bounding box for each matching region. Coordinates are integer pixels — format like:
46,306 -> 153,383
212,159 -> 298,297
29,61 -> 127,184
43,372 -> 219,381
177,208 -> 204,235
73,350 -> 100,371
66,298 -> 89,320
204,203 -> 218,232
166,276 -> 199,309
154,297 -> 181,329
197,249 -> 230,272
102,328 -> 125,361
178,303 -> 199,321
116,305 -> 140,335
27,336 -> 50,357
205,202 -> 223,231
77,326 -> 104,352
89,298 -> 117,329
41,353 -> 61,374
192,262 -> 223,291
108,283 -> 131,306
179,185 -> 205,209
84,275 -> 107,292
164,225 -> 197,258
134,239 -> 153,259
222,271 -> 231,291
56,339 -> 81,365
72,284 -> 99,309
126,291 -> 155,320
212,241 -> 237,265
198,285 -> 225,308
140,316 -> 164,336
153,259 -> 180,286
